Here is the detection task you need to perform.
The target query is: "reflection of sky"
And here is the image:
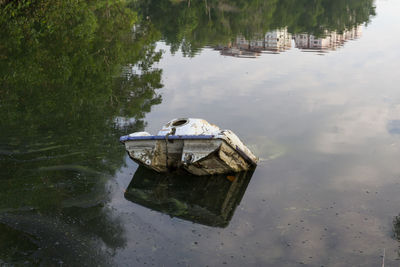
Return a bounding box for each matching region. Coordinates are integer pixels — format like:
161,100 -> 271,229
388,120 -> 400,134
112,0 -> 400,265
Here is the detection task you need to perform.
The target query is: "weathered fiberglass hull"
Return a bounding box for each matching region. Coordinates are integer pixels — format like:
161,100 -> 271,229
120,135 -> 256,176
120,118 -> 258,176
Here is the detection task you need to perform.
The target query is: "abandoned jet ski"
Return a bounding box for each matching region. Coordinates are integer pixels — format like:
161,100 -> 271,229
119,118 -> 258,175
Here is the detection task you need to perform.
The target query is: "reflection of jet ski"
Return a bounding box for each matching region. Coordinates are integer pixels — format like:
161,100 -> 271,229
124,166 -> 254,228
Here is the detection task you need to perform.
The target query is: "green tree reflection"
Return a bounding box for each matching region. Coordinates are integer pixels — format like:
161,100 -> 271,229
0,0 -> 162,265
135,0 -> 375,56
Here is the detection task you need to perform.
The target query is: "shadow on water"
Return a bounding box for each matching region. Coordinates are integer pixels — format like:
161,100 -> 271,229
125,167 -> 254,228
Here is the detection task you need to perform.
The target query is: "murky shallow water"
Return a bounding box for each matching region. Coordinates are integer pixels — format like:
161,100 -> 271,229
1,0 -> 400,266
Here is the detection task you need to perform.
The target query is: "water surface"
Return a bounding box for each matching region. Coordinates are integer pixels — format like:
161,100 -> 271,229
1,0 -> 400,266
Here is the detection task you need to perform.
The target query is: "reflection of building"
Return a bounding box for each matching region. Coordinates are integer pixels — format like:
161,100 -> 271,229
216,28 -> 292,57
294,26 -> 362,52
217,45 -> 260,58
215,26 -> 363,57
124,167 -> 254,227
264,29 -> 292,52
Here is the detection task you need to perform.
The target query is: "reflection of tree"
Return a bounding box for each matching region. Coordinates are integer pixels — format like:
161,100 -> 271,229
125,167 -> 254,228
271,0 -> 375,36
134,0 -> 375,56
134,0 -> 276,56
0,0 -> 163,265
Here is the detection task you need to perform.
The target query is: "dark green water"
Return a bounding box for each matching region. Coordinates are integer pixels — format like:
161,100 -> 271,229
1,0 -> 400,266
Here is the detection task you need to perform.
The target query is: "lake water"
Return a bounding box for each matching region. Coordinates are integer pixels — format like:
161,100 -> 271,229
1,0 -> 400,266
